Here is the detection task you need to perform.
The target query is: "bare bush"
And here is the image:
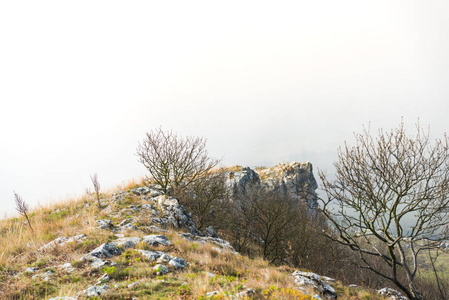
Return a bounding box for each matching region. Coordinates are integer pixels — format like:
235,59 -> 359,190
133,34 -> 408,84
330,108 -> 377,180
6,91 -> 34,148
175,170 -> 229,231
136,128 -> 220,195
318,120 -> 449,300
90,173 -> 101,208
14,191 -> 33,232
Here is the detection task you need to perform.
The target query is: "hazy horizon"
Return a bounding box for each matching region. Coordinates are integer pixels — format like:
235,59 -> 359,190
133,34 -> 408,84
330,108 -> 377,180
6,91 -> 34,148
1,1 -> 449,217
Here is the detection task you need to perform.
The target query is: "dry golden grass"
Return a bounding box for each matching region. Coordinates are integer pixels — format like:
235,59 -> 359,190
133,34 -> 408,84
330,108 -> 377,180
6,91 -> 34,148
0,183 -> 389,300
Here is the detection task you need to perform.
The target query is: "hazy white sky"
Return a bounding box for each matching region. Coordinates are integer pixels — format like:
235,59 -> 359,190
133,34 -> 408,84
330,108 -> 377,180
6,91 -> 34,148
1,1 -> 448,217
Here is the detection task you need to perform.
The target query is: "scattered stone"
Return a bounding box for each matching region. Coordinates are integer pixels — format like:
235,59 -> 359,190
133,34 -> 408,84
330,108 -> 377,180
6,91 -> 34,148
24,267 -> 39,273
157,253 -> 172,263
169,257 -> 186,269
131,186 -> 151,196
118,223 -> 137,232
203,271 -> 216,278
178,233 -> 237,253
32,270 -> 54,281
114,236 -> 142,249
348,284 -> 357,288
153,264 -> 169,275
142,225 -> 166,233
237,288 -> 256,297
60,263 -> 75,273
39,234 -> 87,251
96,219 -> 115,230
312,295 -> 323,300
97,273 -> 110,284
88,242 -> 122,258
128,281 -> 140,288
377,287 -> 407,300
292,271 -> 337,299
143,234 -> 171,246
138,250 -> 164,261
82,255 -> 110,269
206,291 -> 220,298
48,297 -> 77,300
83,285 -> 109,297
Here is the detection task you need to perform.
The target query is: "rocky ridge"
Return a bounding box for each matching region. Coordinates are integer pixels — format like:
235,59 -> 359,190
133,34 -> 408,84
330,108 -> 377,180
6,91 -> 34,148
0,162 -> 406,299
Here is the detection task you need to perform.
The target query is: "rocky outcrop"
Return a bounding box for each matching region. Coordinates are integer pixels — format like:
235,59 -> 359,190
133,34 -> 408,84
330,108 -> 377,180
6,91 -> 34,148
228,167 -> 261,193
227,162 -> 318,207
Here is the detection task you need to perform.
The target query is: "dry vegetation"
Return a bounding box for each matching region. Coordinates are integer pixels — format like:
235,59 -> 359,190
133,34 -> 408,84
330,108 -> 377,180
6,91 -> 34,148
0,184 -> 388,300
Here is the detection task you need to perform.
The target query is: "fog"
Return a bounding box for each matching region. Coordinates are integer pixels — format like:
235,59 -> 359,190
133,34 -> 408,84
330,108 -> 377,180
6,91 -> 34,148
1,1 -> 449,217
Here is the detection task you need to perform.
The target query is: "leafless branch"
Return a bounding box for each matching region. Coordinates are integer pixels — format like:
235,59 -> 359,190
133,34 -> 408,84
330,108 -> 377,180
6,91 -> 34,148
317,120 -> 449,300
90,173 -> 101,208
14,191 -> 33,232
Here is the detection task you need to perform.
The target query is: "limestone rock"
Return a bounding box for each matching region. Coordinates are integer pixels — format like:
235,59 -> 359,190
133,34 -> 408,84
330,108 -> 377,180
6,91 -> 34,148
237,288 -> 256,297
377,287 -> 407,300
206,291 -> 220,298
138,250 -> 164,262
131,186 -> 151,195
178,233 -> 237,254
87,242 -> 122,259
24,267 -> 39,273
292,271 -> 337,299
153,264 -> 169,275
143,234 -> 171,246
83,285 -> 109,297
168,257 -> 186,269
60,263 -> 75,273
228,167 -> 261,193
203,226 -> 218,238
39,234 -> 86,251
114,236 -> 142,249
96,219 -> 115,230
259,162 -> 318,207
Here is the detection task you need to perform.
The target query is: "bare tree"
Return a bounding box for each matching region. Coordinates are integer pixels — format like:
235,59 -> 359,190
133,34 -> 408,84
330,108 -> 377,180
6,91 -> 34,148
136,128 -> 220,195
90,173 -> 101,208
175,170 -> 229,231
318,121 -> 449,300
14,191 -> 33,232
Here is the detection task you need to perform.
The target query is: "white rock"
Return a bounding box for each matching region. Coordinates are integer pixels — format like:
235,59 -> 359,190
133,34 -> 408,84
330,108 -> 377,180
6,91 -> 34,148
292,271 -> 337,299
97,273 -> 110,284
138,250 -> 164,261
169,257 -> 186,269
153,264 -> 169,275
24,267 -> 39,273
114,237 -> 142,249
60,263 -> 75,272
39,234 -> 87,251
84,285 -> 109,297
206,291 -> 220,298
88,242 -> 122,258
143,234 -> 171,246
377,287 -> 407,300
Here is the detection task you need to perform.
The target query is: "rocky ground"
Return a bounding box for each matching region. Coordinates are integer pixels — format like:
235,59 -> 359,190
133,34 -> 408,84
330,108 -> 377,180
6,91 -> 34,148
0,163 -> 405,299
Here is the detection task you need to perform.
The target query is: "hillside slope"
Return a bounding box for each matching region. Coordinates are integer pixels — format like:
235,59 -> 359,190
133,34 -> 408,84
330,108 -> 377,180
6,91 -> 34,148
0,165 -> 392,299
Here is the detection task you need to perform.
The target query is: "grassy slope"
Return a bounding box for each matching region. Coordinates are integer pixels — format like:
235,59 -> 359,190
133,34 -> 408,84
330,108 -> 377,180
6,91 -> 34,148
0,182 -> 387,300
